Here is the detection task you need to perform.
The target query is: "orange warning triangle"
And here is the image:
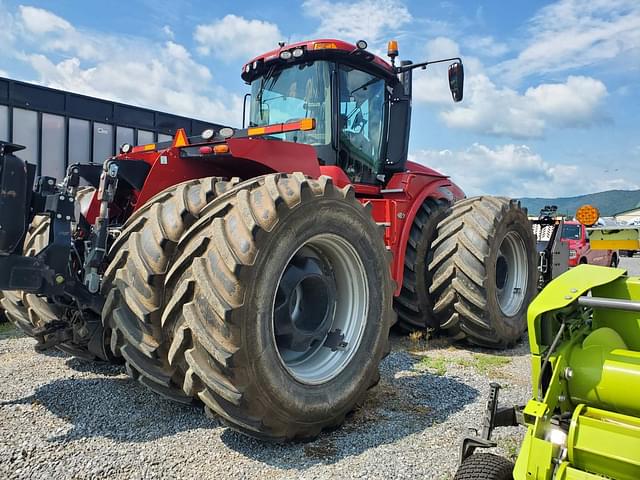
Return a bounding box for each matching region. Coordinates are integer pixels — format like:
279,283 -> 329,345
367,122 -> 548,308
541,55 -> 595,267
172,128 -> 189,148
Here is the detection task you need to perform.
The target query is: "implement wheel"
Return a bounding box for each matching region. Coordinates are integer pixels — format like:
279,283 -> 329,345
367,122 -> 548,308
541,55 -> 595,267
429,197 -> 536,348
102,177 -> 239,402
454,453 -> 514,480
166,173 -> 394,441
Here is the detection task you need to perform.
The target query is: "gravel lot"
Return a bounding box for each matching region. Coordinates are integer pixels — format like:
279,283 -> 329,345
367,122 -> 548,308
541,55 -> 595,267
1,257 -> 638,480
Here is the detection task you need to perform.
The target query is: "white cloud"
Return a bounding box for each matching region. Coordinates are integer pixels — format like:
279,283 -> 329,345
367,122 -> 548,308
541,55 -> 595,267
19,5 -> 71,34
2,6 -> 243,125
412,36 -> 477,105
496,0 -> 640,82
465,35 -> 508,57
410,143 -> 640,197
302,0 -> 411,42
439,74 -> 607,138
194,15 -> 283,61
162,25 -> 174,39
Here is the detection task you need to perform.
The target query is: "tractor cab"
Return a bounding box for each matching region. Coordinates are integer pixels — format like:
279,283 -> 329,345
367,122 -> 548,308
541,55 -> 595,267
241,39 -> 464,185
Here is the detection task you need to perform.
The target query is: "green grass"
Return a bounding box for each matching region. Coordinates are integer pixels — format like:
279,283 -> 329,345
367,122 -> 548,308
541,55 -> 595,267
455,354 -> 511,375
419,356 -> 447,376
416,352 -> 512,377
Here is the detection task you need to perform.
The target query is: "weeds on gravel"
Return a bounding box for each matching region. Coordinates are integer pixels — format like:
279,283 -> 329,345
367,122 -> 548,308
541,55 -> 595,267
415,352 -> 511,377
456,354 -> 511,375
419,356 -> 447,376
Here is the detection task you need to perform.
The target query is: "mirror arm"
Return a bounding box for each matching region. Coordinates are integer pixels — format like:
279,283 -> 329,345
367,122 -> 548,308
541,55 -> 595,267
395,57 -> 463,73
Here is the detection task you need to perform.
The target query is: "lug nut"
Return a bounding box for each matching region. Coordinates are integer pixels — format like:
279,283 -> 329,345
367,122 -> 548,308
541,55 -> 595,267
55,275 -> 65,284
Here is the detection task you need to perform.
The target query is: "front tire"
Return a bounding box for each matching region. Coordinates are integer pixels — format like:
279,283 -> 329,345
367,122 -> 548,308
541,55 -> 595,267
454,453 -> 514,480
429,197 -> 536,348
168,173 -> 394,441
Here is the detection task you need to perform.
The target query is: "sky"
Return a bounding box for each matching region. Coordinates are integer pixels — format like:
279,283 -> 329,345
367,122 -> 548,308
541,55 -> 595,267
0,0 -> 638,198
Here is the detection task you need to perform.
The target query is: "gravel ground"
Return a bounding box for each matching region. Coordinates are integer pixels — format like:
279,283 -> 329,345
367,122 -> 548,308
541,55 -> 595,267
1,257 -> 638,479
0,329 -> 528,479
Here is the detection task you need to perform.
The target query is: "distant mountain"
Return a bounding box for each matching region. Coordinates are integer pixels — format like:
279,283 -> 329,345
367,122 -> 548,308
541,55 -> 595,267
518,190 -> 640,218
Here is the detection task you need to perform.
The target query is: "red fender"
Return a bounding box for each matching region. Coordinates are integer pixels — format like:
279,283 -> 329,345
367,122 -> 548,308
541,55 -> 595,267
382,171 -> 465,295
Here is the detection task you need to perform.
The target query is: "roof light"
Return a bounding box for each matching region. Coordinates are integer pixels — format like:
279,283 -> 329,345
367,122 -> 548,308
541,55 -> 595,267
356,40 -> 368,50
387,40 -> 399,58
314,42 -> 337,50
201,128 -> 215,140
252,61 -> 259,69
219,127 -> 235,138
120,143 -> 132,154
292,48 -> 304,58
244,64 -> 251,73
280,50 -> 292,60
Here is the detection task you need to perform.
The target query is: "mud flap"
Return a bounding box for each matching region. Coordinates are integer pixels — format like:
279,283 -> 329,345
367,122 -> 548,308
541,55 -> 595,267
0,142 -> 33,255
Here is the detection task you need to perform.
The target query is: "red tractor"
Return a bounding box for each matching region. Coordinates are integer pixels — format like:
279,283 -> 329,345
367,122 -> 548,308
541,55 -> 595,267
0,39 -> 536,441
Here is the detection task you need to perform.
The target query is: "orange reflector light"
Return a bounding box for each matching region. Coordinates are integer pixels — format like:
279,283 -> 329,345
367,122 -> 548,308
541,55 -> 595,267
576,204 -> 600,226
131,143 -> 157,153
247,126 -> 266,136
172,128 -> 189,148
299,118 -> 315,131
213,144 -> 229,154
314,42 -> 337,50
248,119 -> 316,137
387,40 -> 399,57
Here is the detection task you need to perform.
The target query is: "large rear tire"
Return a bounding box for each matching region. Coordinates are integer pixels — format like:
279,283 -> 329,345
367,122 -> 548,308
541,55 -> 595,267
166,173 -> 394,441
102,177 -> 239,402
394,198 -> 450,331
454,453 -> 514,480
429,197 -> 536,348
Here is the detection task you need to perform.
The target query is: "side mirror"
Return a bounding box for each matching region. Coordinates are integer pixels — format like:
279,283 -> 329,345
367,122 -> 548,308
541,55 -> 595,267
448,62 -> 464,102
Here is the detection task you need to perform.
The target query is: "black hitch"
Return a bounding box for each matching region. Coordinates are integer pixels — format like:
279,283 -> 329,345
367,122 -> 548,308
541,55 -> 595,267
459,383 -> 521,464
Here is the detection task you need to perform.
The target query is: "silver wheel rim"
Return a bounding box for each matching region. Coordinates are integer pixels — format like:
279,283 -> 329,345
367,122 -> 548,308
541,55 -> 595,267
495,231 -> 528,316
272,233 -> 369,385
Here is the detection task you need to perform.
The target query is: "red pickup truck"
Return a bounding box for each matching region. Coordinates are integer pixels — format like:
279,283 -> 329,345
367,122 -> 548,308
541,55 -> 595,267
561,221 -> 619,267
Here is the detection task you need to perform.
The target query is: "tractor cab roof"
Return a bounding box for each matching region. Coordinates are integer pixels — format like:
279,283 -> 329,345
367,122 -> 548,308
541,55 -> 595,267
241,39 -> 397,84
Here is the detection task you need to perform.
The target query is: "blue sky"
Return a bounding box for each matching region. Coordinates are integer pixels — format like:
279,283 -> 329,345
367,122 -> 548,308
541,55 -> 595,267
0,0 -> 638,197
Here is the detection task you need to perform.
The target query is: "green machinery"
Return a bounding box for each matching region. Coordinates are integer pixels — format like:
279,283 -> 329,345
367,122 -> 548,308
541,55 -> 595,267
455,263 -> 640,479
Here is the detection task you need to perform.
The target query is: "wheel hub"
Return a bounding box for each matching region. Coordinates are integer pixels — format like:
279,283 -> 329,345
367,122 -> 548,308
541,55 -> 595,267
274,255 -> 336,353
271,234 -> 369,385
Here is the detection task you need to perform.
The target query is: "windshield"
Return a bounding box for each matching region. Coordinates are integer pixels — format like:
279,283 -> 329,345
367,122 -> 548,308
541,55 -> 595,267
561,224 -> 581,240
250,61 -> 331,145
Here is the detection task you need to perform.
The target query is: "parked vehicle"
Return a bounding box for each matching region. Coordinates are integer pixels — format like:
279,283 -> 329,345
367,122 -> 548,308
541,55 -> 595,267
561,220 -> 618,267
0,38 -> 537,441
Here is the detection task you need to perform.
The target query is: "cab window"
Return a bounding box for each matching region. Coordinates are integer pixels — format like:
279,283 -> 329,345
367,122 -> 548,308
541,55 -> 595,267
338,65 -> 386,183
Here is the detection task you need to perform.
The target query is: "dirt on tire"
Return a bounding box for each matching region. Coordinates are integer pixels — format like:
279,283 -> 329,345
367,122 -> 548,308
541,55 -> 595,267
102,177 -> 239,402
429,196 -> 536,348
394,198 -> 450,331
163,173 -> 395,441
